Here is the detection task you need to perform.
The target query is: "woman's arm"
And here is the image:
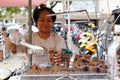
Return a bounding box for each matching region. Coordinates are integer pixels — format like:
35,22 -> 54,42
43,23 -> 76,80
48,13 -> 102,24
5,37 -> 17,54
1,31 -> 17,54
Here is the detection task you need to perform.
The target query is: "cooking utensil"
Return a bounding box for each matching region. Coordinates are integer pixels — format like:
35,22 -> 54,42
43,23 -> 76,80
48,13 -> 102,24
20,41 -> 44,54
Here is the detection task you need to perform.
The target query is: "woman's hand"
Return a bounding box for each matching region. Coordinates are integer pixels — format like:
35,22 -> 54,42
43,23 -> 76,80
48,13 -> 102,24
53,51 -> 62,65
9,30 -> 24,45
0,30 -> 7,38
0,30 -> 17,53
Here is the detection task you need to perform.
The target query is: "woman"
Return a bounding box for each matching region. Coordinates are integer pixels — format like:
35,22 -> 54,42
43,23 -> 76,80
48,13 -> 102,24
4,4 -> 66,65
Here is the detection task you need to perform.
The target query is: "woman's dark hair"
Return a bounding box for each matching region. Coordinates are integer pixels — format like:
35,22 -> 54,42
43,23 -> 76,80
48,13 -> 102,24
33,4 -> 56,23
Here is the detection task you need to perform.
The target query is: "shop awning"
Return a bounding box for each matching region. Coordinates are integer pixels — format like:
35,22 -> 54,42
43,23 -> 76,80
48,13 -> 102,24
0,0 -> 47,7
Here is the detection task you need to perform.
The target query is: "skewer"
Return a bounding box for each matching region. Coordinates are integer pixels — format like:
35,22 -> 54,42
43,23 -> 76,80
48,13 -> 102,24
47,9 -> 91,23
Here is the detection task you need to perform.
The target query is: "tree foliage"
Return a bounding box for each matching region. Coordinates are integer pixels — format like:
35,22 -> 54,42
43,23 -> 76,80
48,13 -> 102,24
0,7 -> 28,18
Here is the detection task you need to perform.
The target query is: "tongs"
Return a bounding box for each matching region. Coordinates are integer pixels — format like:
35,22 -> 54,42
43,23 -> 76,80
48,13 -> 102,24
20,40 -> 44,54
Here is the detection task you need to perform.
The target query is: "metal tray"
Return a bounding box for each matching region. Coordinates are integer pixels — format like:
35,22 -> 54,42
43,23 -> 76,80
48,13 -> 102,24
19,64 -> 110,80
20,72 -> 110,80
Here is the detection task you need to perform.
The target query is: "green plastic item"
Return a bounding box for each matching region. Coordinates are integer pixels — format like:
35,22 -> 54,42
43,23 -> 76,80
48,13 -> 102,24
62,48 -> 73,56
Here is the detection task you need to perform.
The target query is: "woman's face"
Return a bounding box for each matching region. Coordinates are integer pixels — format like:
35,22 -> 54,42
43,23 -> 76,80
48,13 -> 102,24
36,10 -> 53,33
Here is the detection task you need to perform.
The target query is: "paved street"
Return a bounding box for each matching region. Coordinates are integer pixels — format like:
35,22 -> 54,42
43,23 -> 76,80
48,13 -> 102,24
0,53 -> 27,72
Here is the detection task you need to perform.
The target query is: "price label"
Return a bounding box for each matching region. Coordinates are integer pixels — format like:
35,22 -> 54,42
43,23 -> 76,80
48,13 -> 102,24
32,54 -> 51,65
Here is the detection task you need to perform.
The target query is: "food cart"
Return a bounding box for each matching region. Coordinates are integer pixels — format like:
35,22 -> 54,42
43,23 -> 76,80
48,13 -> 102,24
10,10 -> 116,80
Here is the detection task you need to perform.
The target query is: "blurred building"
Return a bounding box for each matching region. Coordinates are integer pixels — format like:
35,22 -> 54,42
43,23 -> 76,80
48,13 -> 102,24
1,0 -> 120,26
50,0 -> 120,26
